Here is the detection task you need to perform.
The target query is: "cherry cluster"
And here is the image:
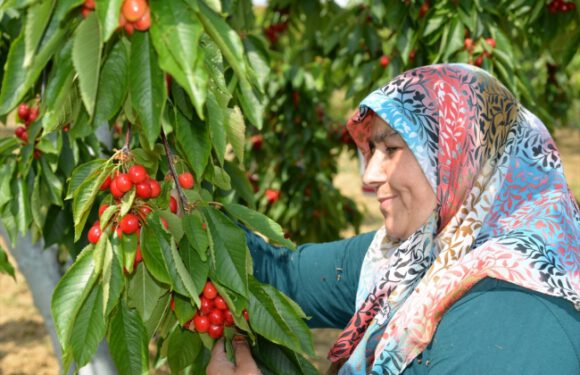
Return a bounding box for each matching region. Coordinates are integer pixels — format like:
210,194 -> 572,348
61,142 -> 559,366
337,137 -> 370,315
80,0 -> 151,34
464,37 -> 496,67
264,22 -> 288,44
177,281 -> 249,339
548,0 -> 576,13
14,103 -> 39,143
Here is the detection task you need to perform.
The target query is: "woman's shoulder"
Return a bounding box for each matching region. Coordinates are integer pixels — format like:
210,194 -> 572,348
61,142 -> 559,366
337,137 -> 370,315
404,278 -> 580,374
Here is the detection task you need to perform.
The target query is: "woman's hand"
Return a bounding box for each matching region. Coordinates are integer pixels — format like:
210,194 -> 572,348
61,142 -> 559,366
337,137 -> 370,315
206,337 -> 261,375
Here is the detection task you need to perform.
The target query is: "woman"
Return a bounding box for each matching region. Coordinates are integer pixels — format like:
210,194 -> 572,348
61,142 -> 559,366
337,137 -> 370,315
209,64 -> 580,374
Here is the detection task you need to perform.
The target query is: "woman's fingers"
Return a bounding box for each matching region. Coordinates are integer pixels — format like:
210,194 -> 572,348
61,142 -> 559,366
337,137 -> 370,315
207,339 -> 234,375
232,337 -> 260,373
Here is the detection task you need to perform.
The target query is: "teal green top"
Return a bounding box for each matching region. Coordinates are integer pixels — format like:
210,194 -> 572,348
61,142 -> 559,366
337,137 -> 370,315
247,231 -> 580,374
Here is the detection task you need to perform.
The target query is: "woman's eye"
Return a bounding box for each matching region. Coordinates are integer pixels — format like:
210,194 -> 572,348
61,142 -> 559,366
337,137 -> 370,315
385,146 -> 399,154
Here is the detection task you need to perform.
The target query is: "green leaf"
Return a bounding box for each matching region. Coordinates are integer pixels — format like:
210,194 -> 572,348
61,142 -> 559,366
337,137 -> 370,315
179,236 -> 208,297
0,244 -> 16,279
130,31 -> 166,148
207,90 -> 226,165
120,232 -> 138,274
210,164 -> 231,190
67,159 -> 106,199
204,207 -> 248,297
174,109 -> 210,180
223,161 -> 255,208
24,0 -> 55,67
108,300 -> 149,375
183,210 -> 209,261
93,38 -> 129,127
167,327 -> 201,373
225,106 -> 245,163
127,264 -> 167,325
252,337 -> 320,375
442,18 -> 464,61
223,203 -> 295,249
0,161 -> 16,209
149,0 -> 208,118
15,177 -> 32,235
103,240 -> 124,316
70,283 -> 106,367
173,293 -> 197,325
95,0 -> 123,42
237,78 -> 264,130
51,248 -> 99,347
140,217 -> 172,285
72,12 -> 102,116
40,157 -> 64,207
248,278 -> 314,356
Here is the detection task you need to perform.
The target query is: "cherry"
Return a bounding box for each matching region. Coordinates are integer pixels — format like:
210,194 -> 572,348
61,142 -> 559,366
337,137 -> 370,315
208,324 -> 224,339
224,310 -> 235,326
110,178 -> 124,199
33,149 -> 41,160
134,245 -> 142,265
194,314 -> 210,332
208,309 -> 224,325
178,172 -> 195,189
128,165 -> 148,184
408,50 -> 416,61
380,55 -> 390,68
203,281 -> 218,300
474,55 -> 484,67
137,205 -> 152,217
418,2 -> 429,17
200,296 -> 214,315
116,173 -> 133,193
84,0 -> 96,9
265,189 -> 280,204
149,179 -> 161,198
120,213 -> 139,234
485,38 -> 496,49
14,126 -> 26,139
100,176 -> 112,191
169,196 -> 178,213
88,224 -> 102,244
161,217 -> 169,230
99,204 -> 110,217
214,296 -> 228,310
170,297 -> 175,311
133,7 -> 150,31
243,309 -> 249,321
17,104 -> 30,122
135,181 -> 151,199
116,226 -> 123,239
250,135 -> 263,151
122,0 -> 148,22
124,22 -> 134,36
464,38 -> 473,52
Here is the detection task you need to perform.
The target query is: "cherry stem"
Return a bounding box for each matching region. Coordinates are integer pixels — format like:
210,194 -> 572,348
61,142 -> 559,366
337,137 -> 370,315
122,123 -> 132,155
161,129 -> 189,211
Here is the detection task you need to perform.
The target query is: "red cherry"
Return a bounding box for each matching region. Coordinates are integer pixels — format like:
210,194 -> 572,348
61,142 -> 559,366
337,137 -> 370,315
165,74 -> 172,92
170,297 -> 175,311
88,224 -> 102,244
110,178 -> 124,198
208,309 -> 224,325
224,310 -> 235,326
116,173 -> 133,193
169,196 -> 178,213
137,205 -> 152,218
33,149 -> 41,160
208,324 -> 224,339
118,12 -> 127,28
408,49 -> 416,61
17,104 -> 30,122
116,226 -> 123,239
134,245 -> 142,265
243,309 -> 249,321
178,172 -> 195,189
203,281 -> 218,300
99,204 -> 109,217
135,181 -> 152,199
464,38 -> 473,52
128,165 -> 148,184
100,176 -> 112,191
161,217 -> 169,230
379,55 -> 390,68
133,7 -> 150,31
418,2 -> 429,17
250,135 -> 263,151
27,108 -> 39,124
149,179 -> 161,198
120,213 -> 139,234
474,55 -> 484,67
265,189 -> 280,204
200,296 -> 214,315
84,0 -> 96,9
122,0 -> 147,22
14,126 -> 26,138
214,296 -> 228,310
81,6 -> 92,18
194,315 -> 210,332
124,22 -> 134,35
485,37 -> 496,49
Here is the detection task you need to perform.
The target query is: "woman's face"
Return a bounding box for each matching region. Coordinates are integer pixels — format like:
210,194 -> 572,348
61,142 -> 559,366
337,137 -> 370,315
363,117 -> 437,240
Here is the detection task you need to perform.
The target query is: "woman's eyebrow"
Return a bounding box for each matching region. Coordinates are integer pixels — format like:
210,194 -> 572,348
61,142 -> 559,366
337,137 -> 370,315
370,128 -> 399,144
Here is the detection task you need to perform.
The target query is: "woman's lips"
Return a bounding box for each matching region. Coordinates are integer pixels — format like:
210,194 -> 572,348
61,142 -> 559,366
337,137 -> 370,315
378,195 -> 396,211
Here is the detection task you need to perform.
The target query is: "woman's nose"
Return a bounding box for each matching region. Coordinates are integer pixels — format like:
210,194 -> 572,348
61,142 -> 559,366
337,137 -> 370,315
362,152 -> 386,188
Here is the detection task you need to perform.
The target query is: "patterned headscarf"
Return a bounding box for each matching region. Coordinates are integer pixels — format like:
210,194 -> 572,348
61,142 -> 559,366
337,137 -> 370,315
328,64 -> 580,374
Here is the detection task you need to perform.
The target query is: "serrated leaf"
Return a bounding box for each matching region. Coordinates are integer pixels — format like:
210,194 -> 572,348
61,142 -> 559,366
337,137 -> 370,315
24,0 -> 55,67
95,0 -> 123,42
108,300 -> 149,375
67,159 -> 106,199
211,165 -> 231,190
51,248 -> 99,347
93,38 -> 129,127
127,264 -> 167,324
207,90 -> 226,165
103,239 -> 124,316
149,0 -> 208,118
72,12 -> 102,116
204,207 -> 248,297
183,210 -> 209,261
179,236 -> 208,297
223,203 -> 295,249
225,106 -> 245,163
0,244 -> 16,279
174,109 -> 210,181
167,327 -> 201,373
70,283 -> 106,367
223,161 -> 255,208
129,31 -> 165,148
237,75 -> 264,129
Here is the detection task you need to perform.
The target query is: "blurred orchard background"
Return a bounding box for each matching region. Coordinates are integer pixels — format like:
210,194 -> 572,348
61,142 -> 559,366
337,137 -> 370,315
0,0 -> 578,374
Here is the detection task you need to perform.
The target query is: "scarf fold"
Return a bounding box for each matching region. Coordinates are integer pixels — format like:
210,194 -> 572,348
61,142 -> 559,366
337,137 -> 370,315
329,64 -> 580,374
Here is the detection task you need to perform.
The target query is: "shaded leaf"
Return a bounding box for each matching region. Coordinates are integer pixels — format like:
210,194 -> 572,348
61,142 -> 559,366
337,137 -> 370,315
108,300 -> 149,375
70,283 -> 106,367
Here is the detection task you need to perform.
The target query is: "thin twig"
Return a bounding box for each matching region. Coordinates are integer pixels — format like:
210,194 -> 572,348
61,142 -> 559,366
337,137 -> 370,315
160,129 -> 189,211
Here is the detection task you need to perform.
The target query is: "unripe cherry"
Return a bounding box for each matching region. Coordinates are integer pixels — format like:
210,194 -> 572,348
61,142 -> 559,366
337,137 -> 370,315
194,314 -> 210,332
178,172 -> 195,189
149,179 -> 161,198
203,281 -> 218,300
169,196 -> 178,213
119,213 -> 139,234
122,0 -> 148,22
135,181 -> 152,199
128,165 -> 148,184
116,173 -> 133,193
88,224 -> 102,244
208,324 -> 224,339
208,309 -> 224,325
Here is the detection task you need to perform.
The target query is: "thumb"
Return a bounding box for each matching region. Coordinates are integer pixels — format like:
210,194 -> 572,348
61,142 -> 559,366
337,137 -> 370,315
207,339 -> 234,374
233,337 -> 260,373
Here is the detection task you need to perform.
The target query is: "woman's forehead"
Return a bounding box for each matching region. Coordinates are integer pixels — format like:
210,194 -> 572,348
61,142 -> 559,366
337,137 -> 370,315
370,117 -> 400,143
